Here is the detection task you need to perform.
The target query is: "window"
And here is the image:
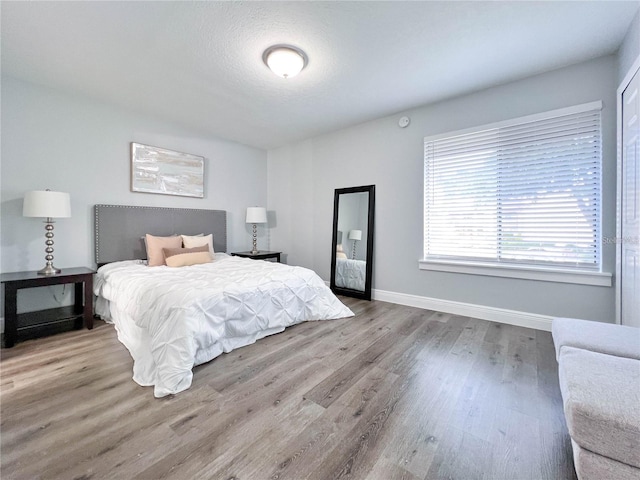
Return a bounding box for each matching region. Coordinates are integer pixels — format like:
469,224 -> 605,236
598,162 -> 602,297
422,101 -> 603,277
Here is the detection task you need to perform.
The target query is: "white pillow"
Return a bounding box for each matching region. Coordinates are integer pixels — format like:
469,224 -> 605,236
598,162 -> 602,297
181,234 -> 214,254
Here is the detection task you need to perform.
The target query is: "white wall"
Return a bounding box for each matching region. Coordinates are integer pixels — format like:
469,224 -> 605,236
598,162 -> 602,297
618,8 -> 640,83
267,140 -> 314,267
268,55 -> 618,322
1,76 -> 267,314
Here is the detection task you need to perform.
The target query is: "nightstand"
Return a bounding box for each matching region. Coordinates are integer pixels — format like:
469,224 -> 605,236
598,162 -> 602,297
231,251 -> 282,262
1,267 -> 95,348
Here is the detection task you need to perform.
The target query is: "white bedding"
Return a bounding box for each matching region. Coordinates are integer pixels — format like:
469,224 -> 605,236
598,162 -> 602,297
335,257 -> 366,291
94,254 -> 353,397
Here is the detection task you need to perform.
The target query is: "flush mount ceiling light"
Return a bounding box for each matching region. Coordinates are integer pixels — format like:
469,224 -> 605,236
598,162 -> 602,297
262,44 -> 308,79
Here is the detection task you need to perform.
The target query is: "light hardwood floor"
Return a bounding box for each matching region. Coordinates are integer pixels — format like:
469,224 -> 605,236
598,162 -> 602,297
0,298 -> 577,480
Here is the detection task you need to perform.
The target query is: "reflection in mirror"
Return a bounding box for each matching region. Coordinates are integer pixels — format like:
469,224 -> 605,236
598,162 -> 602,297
330,185 -> 375,301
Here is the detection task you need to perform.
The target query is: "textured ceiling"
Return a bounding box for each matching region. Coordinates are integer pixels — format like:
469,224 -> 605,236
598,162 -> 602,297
2,1 -> 638,150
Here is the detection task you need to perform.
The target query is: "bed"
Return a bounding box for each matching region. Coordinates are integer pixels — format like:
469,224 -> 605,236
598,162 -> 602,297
334,257 -> 366,291
93,204 -> 353,397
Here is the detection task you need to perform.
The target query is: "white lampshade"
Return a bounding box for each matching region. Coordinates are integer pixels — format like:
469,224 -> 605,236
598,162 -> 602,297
246,207 -> 267,224
348,229 -> 362,241
263,45 -> 308,79
23,190 -> 71,218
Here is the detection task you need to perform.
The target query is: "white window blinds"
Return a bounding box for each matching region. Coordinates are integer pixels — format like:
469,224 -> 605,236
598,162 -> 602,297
424,101 -> 602,270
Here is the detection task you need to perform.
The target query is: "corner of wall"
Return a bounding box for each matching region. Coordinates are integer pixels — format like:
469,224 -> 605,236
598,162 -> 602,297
266,140 -> 315,268
618,7 -> 640,83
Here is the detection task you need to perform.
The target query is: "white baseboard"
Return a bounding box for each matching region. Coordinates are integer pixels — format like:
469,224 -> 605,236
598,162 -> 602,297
372,288 -> 553,332
324,279 -> 553,331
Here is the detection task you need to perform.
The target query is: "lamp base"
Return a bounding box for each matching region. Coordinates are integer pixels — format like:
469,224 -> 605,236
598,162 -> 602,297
250,223 -> 260,255
37,264 -> 61,276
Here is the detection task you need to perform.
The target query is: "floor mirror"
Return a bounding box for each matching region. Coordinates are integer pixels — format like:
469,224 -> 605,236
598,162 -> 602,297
330,185 -> 375,300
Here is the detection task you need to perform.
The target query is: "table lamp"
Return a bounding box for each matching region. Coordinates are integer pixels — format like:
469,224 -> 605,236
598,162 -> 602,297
348,229 -> 362,259
246,207 -> 267,254
23,190 -> 71,275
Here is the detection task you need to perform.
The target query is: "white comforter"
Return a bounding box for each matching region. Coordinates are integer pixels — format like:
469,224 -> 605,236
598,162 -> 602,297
335,258 -> 366,291
94,254 -> 353,397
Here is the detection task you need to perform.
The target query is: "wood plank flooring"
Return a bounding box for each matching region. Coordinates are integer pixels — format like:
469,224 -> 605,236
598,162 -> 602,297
0,298 -> 577,480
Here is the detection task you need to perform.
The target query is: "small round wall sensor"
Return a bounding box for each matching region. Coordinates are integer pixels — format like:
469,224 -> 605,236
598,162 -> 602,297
398,116 -> 410,128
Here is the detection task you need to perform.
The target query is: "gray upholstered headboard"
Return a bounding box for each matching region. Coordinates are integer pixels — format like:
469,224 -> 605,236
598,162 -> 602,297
94,204 -> 227,266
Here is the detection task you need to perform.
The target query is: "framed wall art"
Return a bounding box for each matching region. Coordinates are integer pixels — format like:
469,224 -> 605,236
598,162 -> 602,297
131,142 -> 205,198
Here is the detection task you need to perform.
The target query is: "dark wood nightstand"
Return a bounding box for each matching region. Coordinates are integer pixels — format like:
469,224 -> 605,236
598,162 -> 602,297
231,251 -> 282,262
1,267 -> 95,348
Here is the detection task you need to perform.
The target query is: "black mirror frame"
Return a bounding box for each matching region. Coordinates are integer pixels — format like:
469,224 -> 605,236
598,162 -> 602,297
330,185 -> 375,301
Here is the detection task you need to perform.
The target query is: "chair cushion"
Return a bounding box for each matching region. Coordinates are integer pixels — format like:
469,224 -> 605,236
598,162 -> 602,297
552,317 -> 640,360
558,347 -> 640,468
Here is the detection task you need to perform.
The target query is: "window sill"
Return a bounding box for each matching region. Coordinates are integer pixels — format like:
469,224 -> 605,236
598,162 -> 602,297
418,260 -> 612,287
